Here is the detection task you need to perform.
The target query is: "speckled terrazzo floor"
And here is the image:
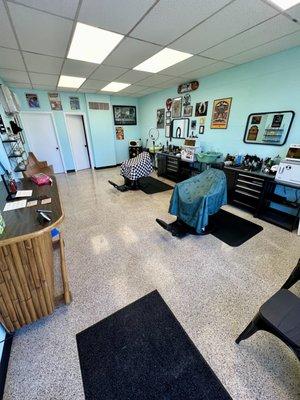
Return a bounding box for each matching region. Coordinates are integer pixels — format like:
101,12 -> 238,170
3,168 -> 300,400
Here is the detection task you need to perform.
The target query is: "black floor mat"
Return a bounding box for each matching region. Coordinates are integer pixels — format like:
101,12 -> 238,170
76,291 -> 232,400
210,209 -> 263,247
139,176 -> 173,194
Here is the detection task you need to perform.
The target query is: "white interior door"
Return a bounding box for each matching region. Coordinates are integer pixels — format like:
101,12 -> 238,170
66,114 -> 90,171
21,113 -> 64,173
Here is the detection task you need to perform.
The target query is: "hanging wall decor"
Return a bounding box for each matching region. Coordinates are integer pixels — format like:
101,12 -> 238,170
191,120 -> 196,130
166,98 -> 172,111
211,97 -> 232,129
26,93 -> 40,108
178,81 -> 199,94
156,108 -> 165,129
183,94 -> 191,106
70,96 -> 80,110
48,92 -> 62,110
165,124 -> 171,138
183,105 -> 193,117
115,126 -> 124,140
113,105 -> 137,125
171,97 -> 182,118
195,101 -> 208,116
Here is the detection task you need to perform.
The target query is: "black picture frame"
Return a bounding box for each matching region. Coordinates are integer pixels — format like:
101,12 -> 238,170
171,118 -> 190,139
243,110 -> 295,146
113,105 -> 137,125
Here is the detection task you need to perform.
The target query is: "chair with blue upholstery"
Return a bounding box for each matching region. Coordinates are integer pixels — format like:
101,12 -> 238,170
156,168 -> 227,237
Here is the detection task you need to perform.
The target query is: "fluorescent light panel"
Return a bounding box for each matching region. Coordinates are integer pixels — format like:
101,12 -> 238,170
58,75 -> 86,88
68,22 -> 124,64
269,0 -> 299,9
133,48 -> 193,73
101,82 -> 131,92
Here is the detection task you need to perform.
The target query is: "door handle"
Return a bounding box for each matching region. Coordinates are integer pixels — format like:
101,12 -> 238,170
84,144 -> 87,147
56,147 -> 59,150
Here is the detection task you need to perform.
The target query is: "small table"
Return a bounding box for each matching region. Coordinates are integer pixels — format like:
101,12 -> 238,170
0,177 -> 72,332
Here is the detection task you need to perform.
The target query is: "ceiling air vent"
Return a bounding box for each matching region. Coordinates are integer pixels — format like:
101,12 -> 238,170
88,102 -> 109,110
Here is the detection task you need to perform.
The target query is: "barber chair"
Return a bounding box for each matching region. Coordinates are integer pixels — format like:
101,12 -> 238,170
109,151 -> 153,192
156,168 -> 227,238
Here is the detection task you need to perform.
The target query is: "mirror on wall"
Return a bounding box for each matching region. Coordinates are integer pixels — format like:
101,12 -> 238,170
171,118 -> 190,139
243,111 -> 295,146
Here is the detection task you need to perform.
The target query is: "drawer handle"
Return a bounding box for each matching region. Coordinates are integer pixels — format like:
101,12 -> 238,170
235,189 -> 260,199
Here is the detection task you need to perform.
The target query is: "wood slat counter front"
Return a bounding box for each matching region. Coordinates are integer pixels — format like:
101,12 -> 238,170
0,177 -> 72,332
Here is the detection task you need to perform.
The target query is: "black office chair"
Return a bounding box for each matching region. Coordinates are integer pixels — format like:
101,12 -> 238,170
282,258 -> 300,289
236,289 -> 300,360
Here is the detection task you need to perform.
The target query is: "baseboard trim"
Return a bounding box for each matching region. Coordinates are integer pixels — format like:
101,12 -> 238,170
0,332 -> 14,400
66,169 -> 75,173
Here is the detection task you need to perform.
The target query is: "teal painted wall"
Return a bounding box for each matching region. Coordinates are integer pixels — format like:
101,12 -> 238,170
3,87 -> 140,170
139,45 -> 300,160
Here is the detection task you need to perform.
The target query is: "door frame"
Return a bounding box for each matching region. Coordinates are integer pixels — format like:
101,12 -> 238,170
64,112 -> 94,171
20,111 -> 67,173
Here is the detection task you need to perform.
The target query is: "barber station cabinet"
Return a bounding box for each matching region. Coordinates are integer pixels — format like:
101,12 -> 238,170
157,152 -> 199,182
224,166 -> 300,232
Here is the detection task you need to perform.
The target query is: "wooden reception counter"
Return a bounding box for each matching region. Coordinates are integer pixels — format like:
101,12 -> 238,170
0,177 -> 71,332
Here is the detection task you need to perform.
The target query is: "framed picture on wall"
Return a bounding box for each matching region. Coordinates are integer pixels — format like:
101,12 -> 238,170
115,126 -> 124,140
210,97 -> 232,129
171,97 -> 182,118
183,105 -> 193,117
156,108 -> 165,129
26,93 -> 40,108
48,92 -> 62,110
70,96 -> 80,110
195,101 -> 208,116
113,105 -> 137,125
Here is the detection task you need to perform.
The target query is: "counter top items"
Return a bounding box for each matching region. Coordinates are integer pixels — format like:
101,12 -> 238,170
0,176 -> 71,331
196,152 -> 222,165
244,111 -> 294,146
275,144 -> 300,188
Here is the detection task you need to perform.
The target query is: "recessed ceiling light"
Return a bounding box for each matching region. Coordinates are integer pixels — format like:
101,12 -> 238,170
58,75 -> 86,88
68,22 -> 124,64
133,48 -> 193,73
269,0 -> 299,9
101,82 -> 131,92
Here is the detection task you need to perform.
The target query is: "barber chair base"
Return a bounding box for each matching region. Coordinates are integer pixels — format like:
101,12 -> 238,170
108,178 -> 139,192
156,218 -> 215,238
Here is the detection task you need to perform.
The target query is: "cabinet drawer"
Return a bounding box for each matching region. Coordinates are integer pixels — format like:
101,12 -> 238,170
233,190 -> 260,209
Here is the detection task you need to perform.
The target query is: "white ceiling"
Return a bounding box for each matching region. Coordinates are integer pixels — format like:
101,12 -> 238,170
0,0 -> 299,97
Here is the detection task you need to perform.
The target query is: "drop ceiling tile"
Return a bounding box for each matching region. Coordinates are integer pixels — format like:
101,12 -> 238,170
29,72 -> 59,85
225,31 -> 300,64
78,0 -> 156,34
136,74 -> 175,87
23,52 -> 63,74
131,0 -> 232,45
0,1 -> 18,48
78,88 -> 98,93
161,55 -> 216,76
115,70 -> 152,84
136,87 -> 161,96
7,82 -> 31,88
103,37 -> 162,68
0,48 -> 26,70
11,0 -> 80,18
181,61 -> 234,79
89,65 -> 129,81
286,3 -> 300,20
80,79 -> 109,90
170,0 -> 279,54
118,85 -> 141,94
8,2 -> 73,57
201,15 -> 299,59
62,59 -> 97,77
152,77 -> 185,89
32,84 -> 56,90
0,68 -> 30,83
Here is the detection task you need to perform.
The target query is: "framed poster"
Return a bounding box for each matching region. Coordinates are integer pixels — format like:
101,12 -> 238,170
115,126 -> 124,140
113,105 -> 136,125
210,97 -> 232,129
171,97 -> 182,118
70,96 -> 80,110
156,108 -> 165,129
183,105 -> 193,117
26,93 -> 40,108
165,124 -> 171,138
171,118 -> 190,139
48,92 -> 62,110
195,101 -> 208,116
